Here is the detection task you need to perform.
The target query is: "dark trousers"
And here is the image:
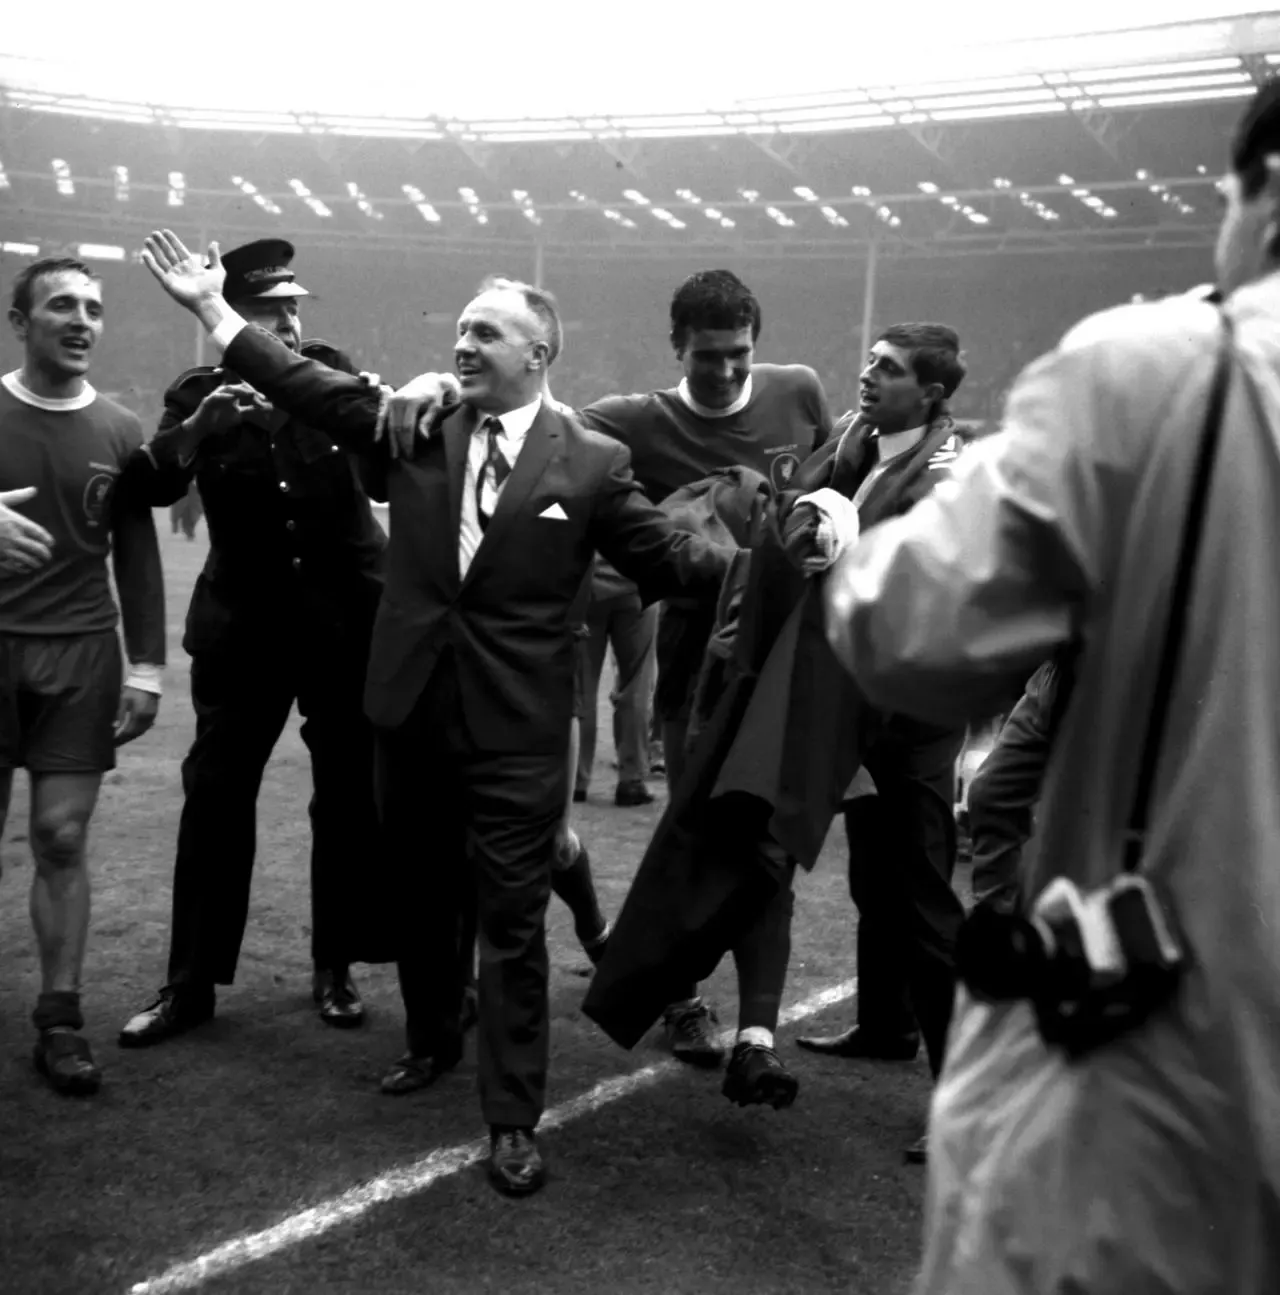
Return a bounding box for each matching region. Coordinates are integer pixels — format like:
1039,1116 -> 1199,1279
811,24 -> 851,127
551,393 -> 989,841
672,813 -> 796,1033
576,596 -> 657,791
383,658 -> 565,1129
844,722 -> 966,1077
167,644 -> 378,987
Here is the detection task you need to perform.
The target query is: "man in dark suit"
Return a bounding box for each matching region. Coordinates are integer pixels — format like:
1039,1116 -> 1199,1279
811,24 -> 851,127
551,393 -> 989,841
586,325 -> 968,1156
119,239 -> 388,1047
139,229 -> 731,1197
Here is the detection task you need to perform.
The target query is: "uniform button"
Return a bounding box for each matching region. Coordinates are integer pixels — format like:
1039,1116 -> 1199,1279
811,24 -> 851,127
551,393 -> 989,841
292,557 -> 302,570
330,444 -> 340,453
279,481 -> 290,493
285,520 -> 297,532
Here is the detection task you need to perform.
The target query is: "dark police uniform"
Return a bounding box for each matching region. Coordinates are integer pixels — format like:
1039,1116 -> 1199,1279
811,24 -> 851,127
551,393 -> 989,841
129,240 -> 388,998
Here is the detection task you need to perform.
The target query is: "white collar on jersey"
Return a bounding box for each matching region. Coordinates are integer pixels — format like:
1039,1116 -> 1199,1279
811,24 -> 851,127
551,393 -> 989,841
2,370 -> 97,412
675,373 -> 754,419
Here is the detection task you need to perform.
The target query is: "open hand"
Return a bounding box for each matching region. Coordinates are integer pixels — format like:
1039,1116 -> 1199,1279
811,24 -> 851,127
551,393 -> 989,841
375,372 -> 461,458
0,487 -> 54,576
141,230 -> 226,310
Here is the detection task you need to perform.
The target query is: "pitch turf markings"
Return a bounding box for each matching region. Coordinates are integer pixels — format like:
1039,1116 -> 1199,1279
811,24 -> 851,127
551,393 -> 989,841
128,976 -> 858,1294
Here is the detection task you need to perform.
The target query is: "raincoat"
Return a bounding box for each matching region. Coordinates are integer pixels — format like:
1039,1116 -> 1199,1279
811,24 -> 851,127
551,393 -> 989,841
822,275 -> 1280,1294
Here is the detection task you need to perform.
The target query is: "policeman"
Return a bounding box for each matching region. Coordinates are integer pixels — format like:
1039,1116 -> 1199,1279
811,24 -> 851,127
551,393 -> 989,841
119,238 -> 390,1045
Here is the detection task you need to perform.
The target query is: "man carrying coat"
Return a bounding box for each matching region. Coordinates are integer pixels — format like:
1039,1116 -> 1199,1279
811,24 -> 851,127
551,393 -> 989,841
120,239 -> 388,1047
139,231 -> 732,1198
585,325 -> 967,1156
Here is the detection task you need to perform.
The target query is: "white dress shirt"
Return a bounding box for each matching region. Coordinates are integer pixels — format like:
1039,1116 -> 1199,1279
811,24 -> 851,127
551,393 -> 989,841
459,396 -> 542,578
850,422 -> 927,510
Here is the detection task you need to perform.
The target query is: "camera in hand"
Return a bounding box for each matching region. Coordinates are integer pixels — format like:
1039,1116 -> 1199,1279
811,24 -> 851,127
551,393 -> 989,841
956,874 -> 1187,1057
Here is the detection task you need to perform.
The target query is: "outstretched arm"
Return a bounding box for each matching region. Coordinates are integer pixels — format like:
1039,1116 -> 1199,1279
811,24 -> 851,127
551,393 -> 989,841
140,229 -> 385,451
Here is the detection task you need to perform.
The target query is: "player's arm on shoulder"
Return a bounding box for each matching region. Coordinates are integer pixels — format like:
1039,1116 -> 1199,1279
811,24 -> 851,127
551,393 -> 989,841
579,395 -> 638,448
222,326 -> 384,450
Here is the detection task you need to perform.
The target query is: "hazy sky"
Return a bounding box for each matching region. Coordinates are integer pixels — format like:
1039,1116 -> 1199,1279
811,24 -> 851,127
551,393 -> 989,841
0,1 -> 1262,118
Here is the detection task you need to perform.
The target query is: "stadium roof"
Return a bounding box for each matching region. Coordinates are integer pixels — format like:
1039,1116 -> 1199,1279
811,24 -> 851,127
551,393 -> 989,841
1,12 -> 1275,263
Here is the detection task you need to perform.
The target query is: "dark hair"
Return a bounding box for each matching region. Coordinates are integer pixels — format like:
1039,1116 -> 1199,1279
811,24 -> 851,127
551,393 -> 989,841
669,269 -> 762,349
10,256 -> 99,318
876,322 -> 966,397
1232,78 -> 1280,199
478,274 -> 563,366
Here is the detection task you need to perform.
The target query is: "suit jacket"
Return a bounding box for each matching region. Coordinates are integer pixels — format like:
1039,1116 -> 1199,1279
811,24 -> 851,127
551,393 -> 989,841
583,410 -> 962,1047
130,338 -> 386,659
218,325 -> 732,748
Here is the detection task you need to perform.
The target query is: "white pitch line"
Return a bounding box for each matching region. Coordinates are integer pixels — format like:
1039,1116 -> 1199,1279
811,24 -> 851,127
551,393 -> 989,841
128,976 -> 858,1295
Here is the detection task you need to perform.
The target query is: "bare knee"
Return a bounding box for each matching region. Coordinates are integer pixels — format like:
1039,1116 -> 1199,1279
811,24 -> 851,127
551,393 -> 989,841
32,810 -> 90,872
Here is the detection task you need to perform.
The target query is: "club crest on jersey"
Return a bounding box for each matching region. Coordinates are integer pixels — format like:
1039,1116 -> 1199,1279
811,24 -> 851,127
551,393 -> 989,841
771,452 -> 800,489
83,472 -> 116,528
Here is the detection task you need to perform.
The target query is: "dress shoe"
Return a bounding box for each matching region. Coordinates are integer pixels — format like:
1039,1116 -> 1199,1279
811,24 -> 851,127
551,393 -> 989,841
313,967 -> 364,1029
905,1131 -> 928,1164
794,1025 -> 920,1061
34,1029 -> 101,1096
118,986 -> 215,1048
722,1041 -> 799,1109
488,1126 -> 546,1196
379,1041 -> 462,1095
581,921 -> 611,967
615,780 -> 655,807
662,1001 -> 726,1068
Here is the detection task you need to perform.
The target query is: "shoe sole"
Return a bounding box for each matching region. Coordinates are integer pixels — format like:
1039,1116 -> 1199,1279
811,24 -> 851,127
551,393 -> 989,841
722,1073 -> 799,1110
487,1165 -> 547,1197
319,1010 -> 366,1030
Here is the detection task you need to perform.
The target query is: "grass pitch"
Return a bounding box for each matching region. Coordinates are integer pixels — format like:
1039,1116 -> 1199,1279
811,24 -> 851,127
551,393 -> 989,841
0,519 -> 936,1295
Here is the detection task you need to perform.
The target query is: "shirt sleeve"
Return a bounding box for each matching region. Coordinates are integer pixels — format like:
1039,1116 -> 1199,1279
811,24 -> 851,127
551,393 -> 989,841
111,417 -> 167,677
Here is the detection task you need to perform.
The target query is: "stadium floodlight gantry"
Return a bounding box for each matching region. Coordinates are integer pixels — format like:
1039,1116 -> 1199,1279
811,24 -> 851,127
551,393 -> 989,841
1,9 -> 1277,287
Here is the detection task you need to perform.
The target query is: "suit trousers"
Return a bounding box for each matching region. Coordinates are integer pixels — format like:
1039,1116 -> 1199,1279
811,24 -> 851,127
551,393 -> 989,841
576,595 -> 658,791
843,720 -> 966,1078
382,655 -> 565,1129
166,640 -> 379,987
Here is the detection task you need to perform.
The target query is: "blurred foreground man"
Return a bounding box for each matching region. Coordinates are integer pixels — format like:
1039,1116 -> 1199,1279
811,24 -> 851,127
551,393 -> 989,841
120,240 -> 387,1046
821,80 -> 1280,1295
1,257 -> 165,1093
140,232 -> 731,1197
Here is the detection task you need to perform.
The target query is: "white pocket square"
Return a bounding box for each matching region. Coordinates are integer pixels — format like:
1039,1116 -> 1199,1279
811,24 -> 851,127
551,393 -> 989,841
538,502 -> 569,521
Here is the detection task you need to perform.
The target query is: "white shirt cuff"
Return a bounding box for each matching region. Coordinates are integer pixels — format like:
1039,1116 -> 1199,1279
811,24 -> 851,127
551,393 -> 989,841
795,487 -> 861,569
125,663 -> 164,695
210,314 -> 247,354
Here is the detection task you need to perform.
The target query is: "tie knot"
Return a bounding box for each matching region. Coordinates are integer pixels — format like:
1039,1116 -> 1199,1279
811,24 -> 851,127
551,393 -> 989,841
483,415 -> 503,438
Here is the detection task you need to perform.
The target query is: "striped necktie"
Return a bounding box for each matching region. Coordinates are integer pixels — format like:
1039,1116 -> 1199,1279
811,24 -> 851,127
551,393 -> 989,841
476,415 -> 512,532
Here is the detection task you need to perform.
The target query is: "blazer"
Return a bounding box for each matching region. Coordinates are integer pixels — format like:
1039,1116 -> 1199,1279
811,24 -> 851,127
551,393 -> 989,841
218,325 -> 732,749
131,339 -> 386,659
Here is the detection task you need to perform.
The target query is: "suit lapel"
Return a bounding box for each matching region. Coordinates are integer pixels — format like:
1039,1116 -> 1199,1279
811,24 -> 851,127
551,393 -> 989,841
461,403 -> 561,586
443,407 -> 473,541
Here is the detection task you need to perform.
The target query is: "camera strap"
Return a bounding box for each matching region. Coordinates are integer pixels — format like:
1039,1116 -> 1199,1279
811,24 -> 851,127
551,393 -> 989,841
1122,313 -> 1235,874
